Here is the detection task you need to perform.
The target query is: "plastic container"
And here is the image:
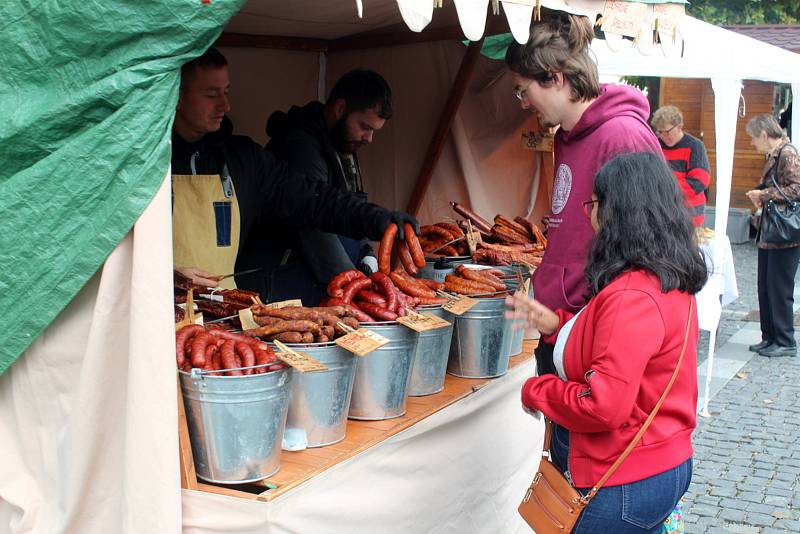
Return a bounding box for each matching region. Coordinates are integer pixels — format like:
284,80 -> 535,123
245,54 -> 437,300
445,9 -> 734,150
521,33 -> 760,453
407,305 -> 455,396
179,366 -> 292,483
282,342 -> 357,448
348,322 -> 418,420
704,206 -> 751,244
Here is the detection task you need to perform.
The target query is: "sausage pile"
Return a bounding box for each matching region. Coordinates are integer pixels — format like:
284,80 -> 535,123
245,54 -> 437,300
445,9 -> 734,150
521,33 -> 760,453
176,324 -> 284,375
245,305 -> 360,343
419,223 -> 469,257
378,222 -> 428,275
444,265 -> 508,296
174,270 -> 261,325
322,268 -> 447,322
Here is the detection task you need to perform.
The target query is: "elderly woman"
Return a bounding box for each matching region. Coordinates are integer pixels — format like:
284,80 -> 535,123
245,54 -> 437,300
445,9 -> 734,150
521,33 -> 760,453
745,113 -> 800,358
507,152 -> 707,533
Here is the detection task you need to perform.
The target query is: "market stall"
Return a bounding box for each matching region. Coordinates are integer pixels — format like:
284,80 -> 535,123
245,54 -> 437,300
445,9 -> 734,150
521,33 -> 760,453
6,1 -> 800,534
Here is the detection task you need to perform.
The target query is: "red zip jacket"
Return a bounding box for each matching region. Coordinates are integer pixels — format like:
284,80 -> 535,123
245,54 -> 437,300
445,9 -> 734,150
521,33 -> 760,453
522,270 -> 698,487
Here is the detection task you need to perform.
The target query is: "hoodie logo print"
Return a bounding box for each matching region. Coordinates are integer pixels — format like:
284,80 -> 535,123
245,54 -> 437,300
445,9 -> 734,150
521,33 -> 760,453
552,164 -> 573,215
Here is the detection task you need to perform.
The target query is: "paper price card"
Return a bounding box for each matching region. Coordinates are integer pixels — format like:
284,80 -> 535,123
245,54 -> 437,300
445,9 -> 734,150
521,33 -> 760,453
466,231 -> 482,255
273,340 -> 327,373
600,0 -> 647,39
335,328 -> 389,356
442,295 -> 478,315
397,310 -> 451,332
238,307 -> 261,330
262,299 -> 303,310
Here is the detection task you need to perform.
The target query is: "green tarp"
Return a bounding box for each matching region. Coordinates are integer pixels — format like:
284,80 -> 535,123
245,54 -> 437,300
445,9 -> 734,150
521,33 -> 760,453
0,0 -> 245,375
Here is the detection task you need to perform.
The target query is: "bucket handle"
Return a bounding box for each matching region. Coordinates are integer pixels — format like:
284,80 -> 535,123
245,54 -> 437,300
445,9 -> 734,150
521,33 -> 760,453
187,362 -> 283,379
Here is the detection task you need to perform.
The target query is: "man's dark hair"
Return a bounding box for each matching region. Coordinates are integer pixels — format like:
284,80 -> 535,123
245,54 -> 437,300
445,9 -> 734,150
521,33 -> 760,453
327,69 -> 393,119
180,47 -> 228,91
585,152 -> 708,297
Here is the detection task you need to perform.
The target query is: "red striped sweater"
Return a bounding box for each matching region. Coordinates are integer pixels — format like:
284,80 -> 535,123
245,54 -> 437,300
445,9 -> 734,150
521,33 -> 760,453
661,133 -> 710,226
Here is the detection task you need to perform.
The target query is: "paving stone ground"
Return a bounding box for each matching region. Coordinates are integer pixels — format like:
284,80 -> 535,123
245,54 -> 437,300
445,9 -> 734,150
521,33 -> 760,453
685,241 -> 800,533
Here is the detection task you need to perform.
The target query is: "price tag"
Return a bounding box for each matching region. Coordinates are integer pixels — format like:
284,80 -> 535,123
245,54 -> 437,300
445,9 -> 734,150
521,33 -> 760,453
442,295 -> 478,315
335,328 -> 389,356
397,309 -> 451,332
262,299 -> 303,310
600,0 -> 647,39
273,340 -> 327,373
238,307 -> 261,330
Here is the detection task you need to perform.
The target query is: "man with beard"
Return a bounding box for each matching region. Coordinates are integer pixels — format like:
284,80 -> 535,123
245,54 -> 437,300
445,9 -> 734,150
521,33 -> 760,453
265,70 -> 392,303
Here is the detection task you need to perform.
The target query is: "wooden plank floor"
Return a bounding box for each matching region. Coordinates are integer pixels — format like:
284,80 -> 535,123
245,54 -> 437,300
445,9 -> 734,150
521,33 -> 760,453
197,340 -> 537,502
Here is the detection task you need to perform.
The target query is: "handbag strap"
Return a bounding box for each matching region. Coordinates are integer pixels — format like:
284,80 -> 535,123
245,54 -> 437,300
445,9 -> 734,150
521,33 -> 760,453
578,297 -> 694,504
769,144 -> 794,205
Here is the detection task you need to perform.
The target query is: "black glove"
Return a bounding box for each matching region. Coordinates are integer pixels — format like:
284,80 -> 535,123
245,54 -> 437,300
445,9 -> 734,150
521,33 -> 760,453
386,211 -> 420,240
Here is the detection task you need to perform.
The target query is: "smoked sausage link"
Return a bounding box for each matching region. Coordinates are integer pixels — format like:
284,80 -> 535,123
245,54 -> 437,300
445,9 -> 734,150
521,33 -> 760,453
404,223 -> 426,268
378,223 -> 398,274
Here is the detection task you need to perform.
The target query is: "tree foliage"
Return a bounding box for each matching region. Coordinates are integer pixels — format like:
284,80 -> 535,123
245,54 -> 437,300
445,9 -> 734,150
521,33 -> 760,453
687,0 -> 800,25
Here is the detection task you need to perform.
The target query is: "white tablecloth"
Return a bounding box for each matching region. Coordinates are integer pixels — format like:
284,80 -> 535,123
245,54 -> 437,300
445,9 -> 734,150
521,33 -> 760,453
181,358 -> 544,534
697,235 -> 739,332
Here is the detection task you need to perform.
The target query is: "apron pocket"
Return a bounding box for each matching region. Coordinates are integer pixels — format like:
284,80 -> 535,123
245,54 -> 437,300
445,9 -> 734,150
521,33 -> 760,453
213,201 -> 232,247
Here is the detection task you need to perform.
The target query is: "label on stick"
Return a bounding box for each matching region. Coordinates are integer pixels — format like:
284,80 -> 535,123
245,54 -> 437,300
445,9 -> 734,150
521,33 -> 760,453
238,308 -> 261,330
397,310 -> 451,332
273,340 -> 327,372
335,328 -> 389,356
442,295 -> 478,315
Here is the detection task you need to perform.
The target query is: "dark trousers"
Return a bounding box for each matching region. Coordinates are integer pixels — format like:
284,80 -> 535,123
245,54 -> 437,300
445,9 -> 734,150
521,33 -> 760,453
757,246 -> 800,347
534,341 -> 557,376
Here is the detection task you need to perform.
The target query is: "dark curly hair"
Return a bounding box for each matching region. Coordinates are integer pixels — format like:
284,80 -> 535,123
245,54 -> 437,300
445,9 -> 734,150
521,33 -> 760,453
585,152 -> 708,297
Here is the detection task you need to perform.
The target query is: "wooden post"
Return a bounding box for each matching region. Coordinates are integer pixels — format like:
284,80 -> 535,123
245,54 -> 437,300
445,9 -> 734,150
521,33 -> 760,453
178,377 -> 198,490
406,39 -> 485,216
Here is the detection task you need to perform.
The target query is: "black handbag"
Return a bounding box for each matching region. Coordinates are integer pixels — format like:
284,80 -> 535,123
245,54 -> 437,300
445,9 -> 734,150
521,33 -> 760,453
760,145 -> 800,244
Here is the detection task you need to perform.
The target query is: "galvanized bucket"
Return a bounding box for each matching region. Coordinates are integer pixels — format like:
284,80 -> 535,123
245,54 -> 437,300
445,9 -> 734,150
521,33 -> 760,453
281,342 -> 357,448
408,305 -> 455,396
349,322 -> 418,420
179,365 -> 292,483
447,295 -> 511,378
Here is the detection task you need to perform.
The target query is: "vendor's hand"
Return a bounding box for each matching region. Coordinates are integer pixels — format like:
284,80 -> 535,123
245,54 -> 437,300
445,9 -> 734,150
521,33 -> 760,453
746,190 -> 764,209
175,267 -> 223,287
387,211 -> 420,240
504,292 -> 559,335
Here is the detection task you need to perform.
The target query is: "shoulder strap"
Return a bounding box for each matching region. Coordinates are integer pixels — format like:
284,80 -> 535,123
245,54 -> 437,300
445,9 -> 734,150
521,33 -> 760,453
770,144 -> 794,204
580,297 -> 694,504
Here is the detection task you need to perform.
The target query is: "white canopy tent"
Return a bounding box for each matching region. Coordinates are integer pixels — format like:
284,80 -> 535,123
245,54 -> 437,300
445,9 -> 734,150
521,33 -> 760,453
5,1 -> 800,533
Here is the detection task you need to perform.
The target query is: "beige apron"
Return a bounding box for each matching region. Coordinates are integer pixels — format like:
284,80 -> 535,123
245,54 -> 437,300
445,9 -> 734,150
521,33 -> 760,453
172,172 -> 240,289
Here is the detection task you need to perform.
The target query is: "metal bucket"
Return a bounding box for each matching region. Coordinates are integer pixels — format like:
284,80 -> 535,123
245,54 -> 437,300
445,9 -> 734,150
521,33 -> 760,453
408,305 -> 455,396
282,342 -> 357,447
179,366 -> 292,483
349,322 -> 418,420
419,256 -> 471,281
448,296 -> 511,378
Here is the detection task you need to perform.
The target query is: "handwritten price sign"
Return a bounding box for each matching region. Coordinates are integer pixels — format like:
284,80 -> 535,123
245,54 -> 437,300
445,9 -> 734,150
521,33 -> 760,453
335,328 -> 389,356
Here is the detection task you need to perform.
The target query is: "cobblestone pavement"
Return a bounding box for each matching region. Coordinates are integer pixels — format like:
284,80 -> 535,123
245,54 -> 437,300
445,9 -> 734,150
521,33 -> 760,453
685,242 -> 800,533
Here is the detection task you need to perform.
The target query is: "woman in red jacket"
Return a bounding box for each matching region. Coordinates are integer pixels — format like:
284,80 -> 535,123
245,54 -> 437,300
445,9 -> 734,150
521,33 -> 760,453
507,152 -> 708,532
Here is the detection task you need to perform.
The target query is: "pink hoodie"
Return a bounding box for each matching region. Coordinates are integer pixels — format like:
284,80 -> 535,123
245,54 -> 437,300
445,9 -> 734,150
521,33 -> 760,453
533,84 -> 662,313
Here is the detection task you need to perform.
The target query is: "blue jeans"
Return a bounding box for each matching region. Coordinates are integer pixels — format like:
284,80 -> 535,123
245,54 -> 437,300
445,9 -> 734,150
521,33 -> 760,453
550,424 -> 692,533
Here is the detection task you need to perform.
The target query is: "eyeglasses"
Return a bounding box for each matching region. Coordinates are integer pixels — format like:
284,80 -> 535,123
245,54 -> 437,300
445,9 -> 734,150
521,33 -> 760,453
582,199 -> 599,219
655,124 -> 678,136
514,80 -> 535,101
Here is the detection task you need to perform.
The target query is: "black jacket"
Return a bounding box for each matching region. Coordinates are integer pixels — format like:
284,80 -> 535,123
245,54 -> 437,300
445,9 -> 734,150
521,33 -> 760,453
171,116 -> 389,296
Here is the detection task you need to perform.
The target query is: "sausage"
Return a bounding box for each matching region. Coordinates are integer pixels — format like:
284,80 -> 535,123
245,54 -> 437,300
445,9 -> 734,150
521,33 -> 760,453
456,265 -> 506,291
235,342 -> 255,374
494,215 -> 532,240
189,332 -> 215,368
357,302 -> 398,321
404,223 -> 426,268
439,245 -> 460,257
203,343 -> 218,371
320,325 -> 335,339
316,334 -> 330,343
420,225 -> 455,242
491,225 -> 532,245
389,271 -> 436,299
309,305 -> 350,318
244,320 -> 321,338
449,201 -> 493,233
257,307 -> 324,325
344,303 -> 375,322
207,327 -> 270,352
342,277 -> 374,304
337,316 -> 361,333
435,222 -> 464,236
301,332 -> 314,343
220,340 -> 242,376
396,240 -> 418,275
378,223 -> 398,274
253,314 -> 281,326
369,272 -> 397,312
416,296 -> 449,306
326,269 -> 365,298
253,347 -> 276,373
444,276 -> 495,295
269,331 -> 303,343
416,278 -> 445,292
176,324 -> 204,368
210,347 -> 224,375
355,289 -> 388,307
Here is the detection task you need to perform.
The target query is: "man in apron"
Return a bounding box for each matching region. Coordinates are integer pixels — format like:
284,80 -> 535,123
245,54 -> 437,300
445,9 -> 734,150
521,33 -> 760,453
172,48 -> 418,297
264,70 -> 392,303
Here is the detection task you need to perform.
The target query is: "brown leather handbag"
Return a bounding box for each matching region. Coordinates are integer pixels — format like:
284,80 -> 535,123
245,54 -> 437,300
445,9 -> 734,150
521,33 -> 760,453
518,300 -> 693,533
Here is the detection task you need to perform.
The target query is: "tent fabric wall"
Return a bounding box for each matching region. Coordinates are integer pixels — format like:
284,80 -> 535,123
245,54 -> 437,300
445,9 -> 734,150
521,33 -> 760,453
0,177 -> 179,534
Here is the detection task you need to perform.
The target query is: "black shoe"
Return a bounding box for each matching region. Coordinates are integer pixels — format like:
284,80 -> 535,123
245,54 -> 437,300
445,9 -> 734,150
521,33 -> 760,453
749,340 -> 773,352
758,344 -> 797,358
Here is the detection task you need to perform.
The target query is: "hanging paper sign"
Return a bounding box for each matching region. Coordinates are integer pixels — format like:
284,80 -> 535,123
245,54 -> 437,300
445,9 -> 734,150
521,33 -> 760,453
238,307 -> 261,330
273,340 -> 327,373
601,0 -> 647,39
652,3 -> 685,37
522,131 -> 554,152
397,309 -> 451,332
335,323 -> 390,356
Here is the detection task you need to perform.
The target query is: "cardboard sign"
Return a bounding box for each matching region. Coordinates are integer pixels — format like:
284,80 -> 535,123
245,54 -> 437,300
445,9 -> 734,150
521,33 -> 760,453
397,309 -> 451,332
442,294 -> 478,315
261,299 -> 303,310
273,340 -> 327,372
335,327 -> 389,356
652,3 -> 685,36
238,307 -> 261,330
601,0 -> 647,39
522,131 -> 554,152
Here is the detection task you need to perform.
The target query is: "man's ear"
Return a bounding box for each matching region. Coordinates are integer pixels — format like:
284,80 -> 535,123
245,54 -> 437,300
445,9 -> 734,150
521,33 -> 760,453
332,98 -> 347,121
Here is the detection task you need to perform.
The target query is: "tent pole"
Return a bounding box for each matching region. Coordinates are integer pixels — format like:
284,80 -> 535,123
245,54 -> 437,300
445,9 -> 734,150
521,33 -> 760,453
406,39 -> 484,216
